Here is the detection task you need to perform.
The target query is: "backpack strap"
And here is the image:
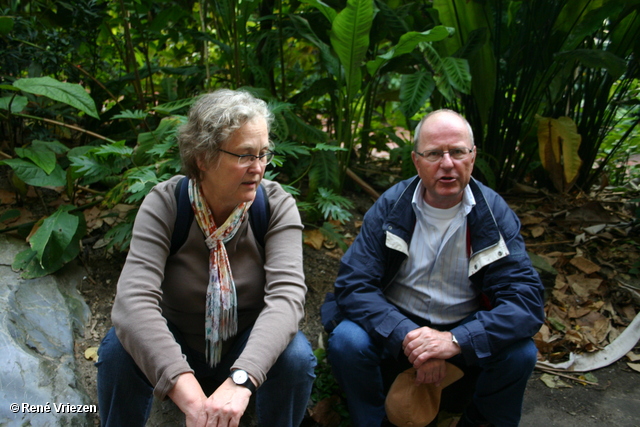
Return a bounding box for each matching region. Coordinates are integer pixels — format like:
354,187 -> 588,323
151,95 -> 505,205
170,177 -> 270,255
170,176 -> 194,256
249,182 -> 270,248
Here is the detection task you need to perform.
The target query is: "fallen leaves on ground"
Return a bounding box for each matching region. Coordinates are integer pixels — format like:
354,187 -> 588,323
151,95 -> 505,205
507,183 -> 640,388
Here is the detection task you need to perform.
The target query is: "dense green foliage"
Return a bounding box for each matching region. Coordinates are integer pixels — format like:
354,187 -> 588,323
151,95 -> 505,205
1,0 -> 638,278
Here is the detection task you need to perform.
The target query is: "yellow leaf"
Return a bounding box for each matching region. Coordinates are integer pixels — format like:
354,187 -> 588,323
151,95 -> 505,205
540,373 -> 572,388
536,115 -> 583,193
84,346 -> 99,362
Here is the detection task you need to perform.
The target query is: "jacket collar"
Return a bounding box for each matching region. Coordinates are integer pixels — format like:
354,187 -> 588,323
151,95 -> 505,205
383,176 -> 509,274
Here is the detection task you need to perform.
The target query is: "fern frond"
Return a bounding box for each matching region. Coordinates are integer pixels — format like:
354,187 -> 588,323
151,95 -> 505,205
319,221 -> 348,252
112,109 -> 148,120
315,187 -> 354,224
273,140 -> 311,158
308,150 -> 340,192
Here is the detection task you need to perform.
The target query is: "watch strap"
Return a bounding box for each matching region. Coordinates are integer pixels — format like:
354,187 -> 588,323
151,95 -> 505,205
230,370 -> 256,393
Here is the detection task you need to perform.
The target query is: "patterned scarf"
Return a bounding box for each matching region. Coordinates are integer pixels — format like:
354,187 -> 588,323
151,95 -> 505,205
188,179 -> 252,366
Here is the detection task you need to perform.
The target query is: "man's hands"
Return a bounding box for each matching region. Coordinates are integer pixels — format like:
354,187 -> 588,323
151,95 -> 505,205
402,327 -> 461,386
168,373 -> 253,427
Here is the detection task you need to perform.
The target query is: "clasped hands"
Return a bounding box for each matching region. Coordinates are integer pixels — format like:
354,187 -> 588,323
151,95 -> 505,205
402,326 -> 461,387
169,372 -> 254,427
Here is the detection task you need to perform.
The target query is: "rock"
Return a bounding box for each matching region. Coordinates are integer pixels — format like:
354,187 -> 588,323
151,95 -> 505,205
0,234 -> 92,426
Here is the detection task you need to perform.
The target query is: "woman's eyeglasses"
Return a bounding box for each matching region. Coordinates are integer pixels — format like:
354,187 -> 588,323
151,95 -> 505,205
219,149 -> 275,167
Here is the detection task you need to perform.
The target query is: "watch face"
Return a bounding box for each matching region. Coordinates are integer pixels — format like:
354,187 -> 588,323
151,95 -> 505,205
233,370 -> 248,383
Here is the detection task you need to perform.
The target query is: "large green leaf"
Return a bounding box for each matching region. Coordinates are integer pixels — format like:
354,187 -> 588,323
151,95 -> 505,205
302,0 -> 337,23
13,76 -> 100,119
308,149 -> 340,193
557,0 -> 626,51
29,206 -> 79,270
433,0 -> 495,126
423,44 -> 456,101
400,71 -> 435,119
1,158 -> 66,187
329,0 -> 375,100
13,208 -> 86,278
283,110 -> 329,145
554,49 -> 628,79
289,15 -> 340,76
15,146 -> 57,175
366,26 -> 454,76
442,56 -> 471,94
33,139 -> 69,155
0,16 -> 14,36
0,95 -> 28,113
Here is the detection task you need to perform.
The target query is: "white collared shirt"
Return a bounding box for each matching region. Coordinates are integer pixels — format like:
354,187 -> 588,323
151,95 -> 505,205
384,181 -> 480,325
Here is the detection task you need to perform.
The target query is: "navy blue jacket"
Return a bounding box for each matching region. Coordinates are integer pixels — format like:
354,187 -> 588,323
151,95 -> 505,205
322,176 -> 545,365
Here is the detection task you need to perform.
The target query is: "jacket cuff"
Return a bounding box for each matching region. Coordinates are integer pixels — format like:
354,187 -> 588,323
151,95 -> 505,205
386,318 -> 420,358
451,321 -> 490,365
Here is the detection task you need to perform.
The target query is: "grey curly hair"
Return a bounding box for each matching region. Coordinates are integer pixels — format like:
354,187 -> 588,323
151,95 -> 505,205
178,88 -> 274,180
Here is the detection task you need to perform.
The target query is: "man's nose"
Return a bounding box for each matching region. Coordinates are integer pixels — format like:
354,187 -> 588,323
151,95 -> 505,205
439,152 -> 454,167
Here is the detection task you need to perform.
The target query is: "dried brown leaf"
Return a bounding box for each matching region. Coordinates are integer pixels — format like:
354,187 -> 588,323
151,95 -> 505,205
567,274 -> 602,298
309,396 -> 342,427
521,215 -> 545,226
570,256 -> 601,275
531,226 -> 545,238
0,189 -> 17,205
568,305 -> 592,319
626,363 -> 640,373
626,352 -> 640,362
303,229 -> 325,250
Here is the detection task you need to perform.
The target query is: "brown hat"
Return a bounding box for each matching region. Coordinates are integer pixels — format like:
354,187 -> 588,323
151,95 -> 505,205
385,363 -> 464,427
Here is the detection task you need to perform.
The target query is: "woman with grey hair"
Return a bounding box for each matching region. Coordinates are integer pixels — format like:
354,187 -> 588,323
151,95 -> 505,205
97,89 -> 316,427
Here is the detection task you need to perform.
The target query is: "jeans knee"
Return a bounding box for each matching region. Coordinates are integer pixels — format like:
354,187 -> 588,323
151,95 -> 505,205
327,320 -> 378,369
96,328 -> 145,380
484,338 -> 537,377
278,332 -> 317,377
97,328 -> 126,367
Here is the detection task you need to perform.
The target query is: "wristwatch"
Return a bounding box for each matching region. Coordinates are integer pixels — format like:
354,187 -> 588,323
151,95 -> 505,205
451,333 -> 460,347
229,369 -> 256,393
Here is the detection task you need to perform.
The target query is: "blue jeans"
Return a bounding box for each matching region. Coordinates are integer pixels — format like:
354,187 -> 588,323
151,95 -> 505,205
96,325 -> 316,427
327,319 -> 537,427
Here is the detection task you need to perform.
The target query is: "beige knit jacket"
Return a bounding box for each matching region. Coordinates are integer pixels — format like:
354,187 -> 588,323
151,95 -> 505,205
111,175 -> 306,400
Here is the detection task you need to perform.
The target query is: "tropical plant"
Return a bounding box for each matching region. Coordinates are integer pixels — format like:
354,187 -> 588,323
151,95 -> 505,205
431,0 -> 640,192
0,75 -> 343,277
289,0 -> 471,193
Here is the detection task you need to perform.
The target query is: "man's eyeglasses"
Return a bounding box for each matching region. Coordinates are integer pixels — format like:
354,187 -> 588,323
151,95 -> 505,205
414,147 -> 474,163
219,149 -> 275,167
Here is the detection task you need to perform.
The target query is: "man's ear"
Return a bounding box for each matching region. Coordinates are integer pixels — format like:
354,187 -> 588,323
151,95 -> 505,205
411,150 -> 420,171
